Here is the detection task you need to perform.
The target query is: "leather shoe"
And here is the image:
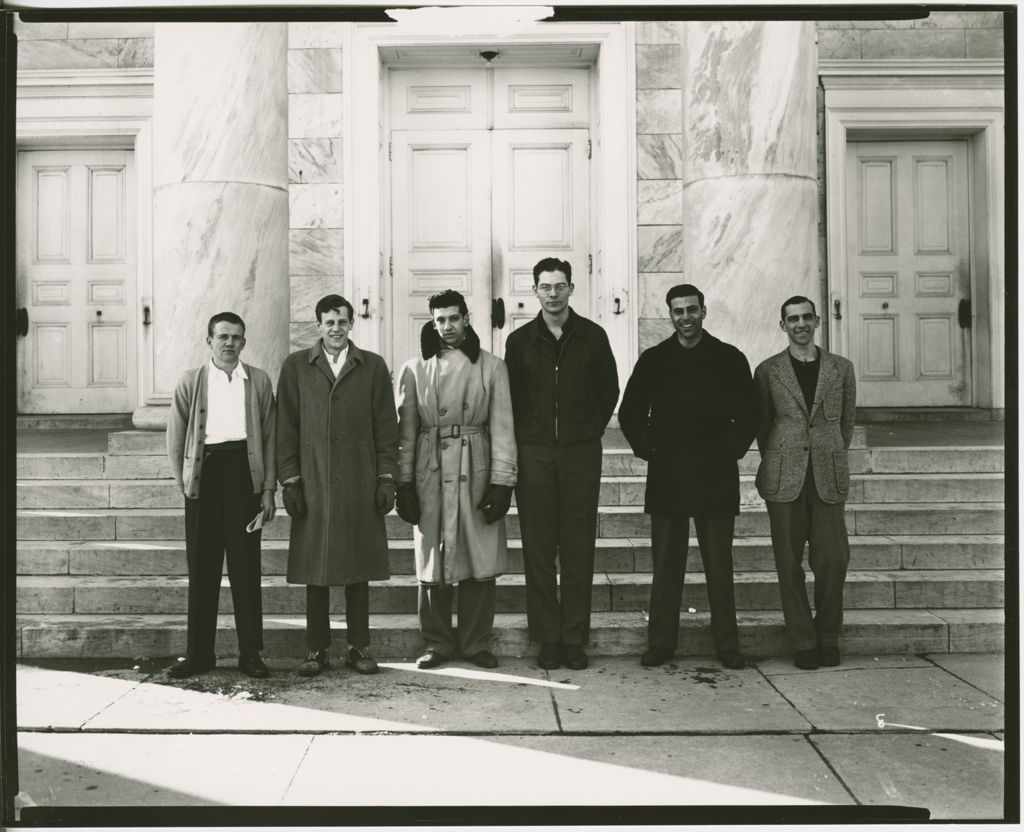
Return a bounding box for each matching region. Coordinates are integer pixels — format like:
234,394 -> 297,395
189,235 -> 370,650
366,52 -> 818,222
468,650 -> 498,669
562,644 -> 589,670
536,642 -> 561,669
641,646 -> 673,667
345,646 -> 379,675
298,649 -> 329,677
168,655 -> 216,679
717,651 -> 748,670
416,649 -> 447,669
794,648 -> 820,670
238,653 -> 270,679
818,645 -> 841,667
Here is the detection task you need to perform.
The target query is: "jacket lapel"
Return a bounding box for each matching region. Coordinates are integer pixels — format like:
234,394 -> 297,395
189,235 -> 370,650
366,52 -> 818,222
809,351 -> 839,420
773,350 -> 808,415
334,342 -> 364,387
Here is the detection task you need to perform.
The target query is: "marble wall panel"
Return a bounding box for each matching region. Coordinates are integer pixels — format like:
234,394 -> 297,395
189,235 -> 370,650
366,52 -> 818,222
13,20 -> 68,40
914,11 -> 1003,28
153,23 -> 288,188
288,21 -> 346,49
289,138 -> 343,184
967,29 -> 1003,58
636,90 -> 682,134
637,180 -> 683,225
639,273 -> 685,319
637,134 -> 683,180
636,44 -> 682,89
637,226 -> 684,272
289,93 -> 344,139
817,29 -> 861,60
289,184 -> 343,229
289,229 -> 344,275
683,21 -> 816,182
68,22 -> 154,38
816,19 -> 914,29
290,321 -> 320,351
17,39 -> 118,69
636,21 -> 681,44
117,38 -> 154,68
288,48 -> 343,94
683,176 -> 817,368
290,274 -> 341,322
639,318 -> 674,352
860,29 -> 965,59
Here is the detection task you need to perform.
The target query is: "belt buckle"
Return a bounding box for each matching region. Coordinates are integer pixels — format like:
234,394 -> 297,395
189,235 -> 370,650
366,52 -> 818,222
450,425 -> 461,439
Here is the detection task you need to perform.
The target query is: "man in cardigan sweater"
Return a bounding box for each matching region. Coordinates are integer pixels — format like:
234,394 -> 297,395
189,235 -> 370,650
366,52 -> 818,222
166,312 -> 277,679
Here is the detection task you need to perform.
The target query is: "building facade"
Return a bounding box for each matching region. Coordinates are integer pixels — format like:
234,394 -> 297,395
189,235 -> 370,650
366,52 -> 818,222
13,12 -> 1006,425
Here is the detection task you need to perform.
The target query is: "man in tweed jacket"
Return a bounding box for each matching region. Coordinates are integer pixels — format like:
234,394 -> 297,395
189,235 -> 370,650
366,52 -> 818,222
754,296 -> 857,670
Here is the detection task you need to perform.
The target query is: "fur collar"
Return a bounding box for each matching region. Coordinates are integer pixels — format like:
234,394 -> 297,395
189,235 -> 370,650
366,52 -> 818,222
420,321 -> 481,363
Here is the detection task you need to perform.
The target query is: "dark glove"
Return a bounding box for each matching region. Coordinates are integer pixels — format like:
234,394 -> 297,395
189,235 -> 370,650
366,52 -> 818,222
282,481 -> 307,518
375,478 -> 397,516
477,484 -> 514,525
396,483 -> 420,525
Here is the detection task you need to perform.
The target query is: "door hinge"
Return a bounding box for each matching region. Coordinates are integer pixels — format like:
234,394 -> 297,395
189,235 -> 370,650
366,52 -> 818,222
388,142 -> 392,161
389,256 -> 394,277
586,139 -> 592,159
588,254 -> 593,275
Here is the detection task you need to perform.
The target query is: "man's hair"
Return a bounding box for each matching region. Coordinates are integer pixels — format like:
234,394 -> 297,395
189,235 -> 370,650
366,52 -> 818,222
428,290 -> 469,316
780,295 -> 817,321
207,311 -> 245,337
315,294 -> 355,324
665,284 -> 705,309
532,257 -> 573,286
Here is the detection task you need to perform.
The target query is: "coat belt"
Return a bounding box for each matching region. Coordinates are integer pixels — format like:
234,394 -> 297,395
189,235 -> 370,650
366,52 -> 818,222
420,424 -> 487,470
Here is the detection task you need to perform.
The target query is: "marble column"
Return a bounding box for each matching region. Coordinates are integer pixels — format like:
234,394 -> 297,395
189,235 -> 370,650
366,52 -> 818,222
134,22 -> 289,428
681,22 -> 817,368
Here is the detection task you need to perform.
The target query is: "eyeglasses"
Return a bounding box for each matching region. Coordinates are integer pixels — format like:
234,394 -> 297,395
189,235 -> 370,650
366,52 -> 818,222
536,283 -> 570,295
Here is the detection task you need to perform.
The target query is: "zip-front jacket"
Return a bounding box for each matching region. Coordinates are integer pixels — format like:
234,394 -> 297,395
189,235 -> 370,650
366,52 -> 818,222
504,308 -> 619,445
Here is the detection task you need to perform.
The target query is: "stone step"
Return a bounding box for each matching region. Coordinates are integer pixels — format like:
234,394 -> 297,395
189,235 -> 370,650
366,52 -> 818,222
16,535 -> 1005,576
16,502 -> 1005,542
14,608 -> 1004,659
15,569 -> 1005,617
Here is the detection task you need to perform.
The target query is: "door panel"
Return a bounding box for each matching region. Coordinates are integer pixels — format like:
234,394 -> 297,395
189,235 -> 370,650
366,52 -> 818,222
845,141 -> 970,406
17,149 -> 137,413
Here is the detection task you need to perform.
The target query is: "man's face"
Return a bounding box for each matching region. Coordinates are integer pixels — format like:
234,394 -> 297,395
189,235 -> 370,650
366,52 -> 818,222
534,269 -> 574,316
207,321 -> 246,368
669,295 -> 706,345
780,301 -> 819,346
432,305 -> 467,347
318,306 -> 353,352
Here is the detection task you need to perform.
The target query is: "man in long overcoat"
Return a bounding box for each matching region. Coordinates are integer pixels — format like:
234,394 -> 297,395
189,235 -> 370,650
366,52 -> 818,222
619,284 -> 757,670
395,290 -> 517,669
754,295 -> 856,670
277,294 -> 399,677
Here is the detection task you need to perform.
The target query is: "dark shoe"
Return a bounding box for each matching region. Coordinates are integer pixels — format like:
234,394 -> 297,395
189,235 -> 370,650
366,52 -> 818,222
238,653 -> 270,679
468,650 -> 498,669
168,655 -> 216,679
298,649 -> 329,677
536,642 -> 561,670
794,648 -> 819,670
416,648 -> 448,669
717,651 -> 748,670
345,646 -> 379,675
641,646 -> 673,667
562,644 -> 589,670
818,645 -> 841,667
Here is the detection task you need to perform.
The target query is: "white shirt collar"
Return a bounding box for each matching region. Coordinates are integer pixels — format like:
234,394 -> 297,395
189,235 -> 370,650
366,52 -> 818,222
209,359 -> 248,380
322,343 -> 349,365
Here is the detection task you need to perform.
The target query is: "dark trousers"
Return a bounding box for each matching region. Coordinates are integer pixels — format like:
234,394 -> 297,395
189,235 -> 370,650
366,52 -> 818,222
305,583 -> 370,651
183,441 -> 263,659
766,466 -> 850,650
418,578 -> 496,657
516,440 -> 603,645
648,514 -> 740,656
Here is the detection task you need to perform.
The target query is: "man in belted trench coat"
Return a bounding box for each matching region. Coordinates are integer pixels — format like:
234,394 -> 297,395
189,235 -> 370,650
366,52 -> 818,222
395,290 -> 517,669
754,295 -> 856,670
276,294 -> 399,677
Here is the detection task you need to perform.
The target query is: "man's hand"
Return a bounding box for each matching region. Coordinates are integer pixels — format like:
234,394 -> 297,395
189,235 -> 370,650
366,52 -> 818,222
282,480 -> 307,518
395,483 -> 420,525
261,489 -> 276,522
375,478 -> 397,516
477,484 -> 514,524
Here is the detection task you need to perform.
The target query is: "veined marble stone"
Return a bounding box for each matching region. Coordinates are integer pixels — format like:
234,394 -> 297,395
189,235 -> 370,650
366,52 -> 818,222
153,23 -> 287,188
289,93 -> 344,139
639,318 -> 674,353
636,44 -> 682,90
290,184 -> 343,229
117,38 -> 154,68
288,48 -> 342,93
68,21 -> 154,38
288,21 -> 346,49
636,90 -> 683,134
637,180 -> 683,225
290,229 -> 344,275
290,274 -> 342,322
637,226 -> 684,273
635,21 -> 681,44
682,21 -> 816,182
637,134 -> 683,180
13,20 -> 69,40
289,139 -> 343,184
290,321 -> 321,352
17,39 -> 118,70
638,272 -> 685,319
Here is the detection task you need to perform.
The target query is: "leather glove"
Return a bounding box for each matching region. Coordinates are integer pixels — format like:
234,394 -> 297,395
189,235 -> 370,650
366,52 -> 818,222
282,481 -> 307,518
395,483 -> 420,525
375,478 -> 397,516
477,484 -> 514,525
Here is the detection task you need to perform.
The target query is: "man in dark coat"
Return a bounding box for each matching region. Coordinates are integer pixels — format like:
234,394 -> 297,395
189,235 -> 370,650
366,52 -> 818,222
276,294 -> 399,677
619,284 -> 757,670
504,257 -> 619,671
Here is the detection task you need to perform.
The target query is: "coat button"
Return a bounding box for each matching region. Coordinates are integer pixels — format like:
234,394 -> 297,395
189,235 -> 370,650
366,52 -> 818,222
462,439 -> 467,446
461,475 -> 468,481
440,408 -> 447,415
441,442 -> 448,450
463,402 -> 469,409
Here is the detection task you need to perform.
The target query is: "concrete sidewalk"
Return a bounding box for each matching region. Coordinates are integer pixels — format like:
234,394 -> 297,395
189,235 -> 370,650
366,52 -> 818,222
12,652 -> 1006,821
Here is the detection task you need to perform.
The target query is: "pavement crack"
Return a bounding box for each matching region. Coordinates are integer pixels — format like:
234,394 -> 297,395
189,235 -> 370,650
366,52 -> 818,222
921,654 -> 1005,703
281,736 -> 315,802
805,733 -> 861,804
546,676 -> 563,732
756,666 -> 816,728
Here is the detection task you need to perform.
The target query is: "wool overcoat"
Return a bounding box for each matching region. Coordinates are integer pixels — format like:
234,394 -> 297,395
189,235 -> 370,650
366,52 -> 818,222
396,325 -> 517,586
276,341 -> 399,586
618,331 -> 757,517
753,348 -> 857,505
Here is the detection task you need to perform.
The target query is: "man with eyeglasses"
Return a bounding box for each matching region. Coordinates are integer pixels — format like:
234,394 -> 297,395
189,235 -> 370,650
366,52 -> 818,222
504,257 -> 619,670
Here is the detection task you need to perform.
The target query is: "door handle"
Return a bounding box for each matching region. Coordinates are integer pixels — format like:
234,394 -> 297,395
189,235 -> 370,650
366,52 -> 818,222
491,297 -> 505,329
16,307 -> 28,337
833,299 -> 842,320
958,298 -> 971,329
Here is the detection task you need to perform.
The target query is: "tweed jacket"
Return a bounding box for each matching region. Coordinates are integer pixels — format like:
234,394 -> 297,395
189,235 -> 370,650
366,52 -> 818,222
753,347 -> 857,504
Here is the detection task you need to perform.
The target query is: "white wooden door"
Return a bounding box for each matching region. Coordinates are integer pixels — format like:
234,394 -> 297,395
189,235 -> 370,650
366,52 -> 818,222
845,140 -> 971,406
17,149 -> 137,413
